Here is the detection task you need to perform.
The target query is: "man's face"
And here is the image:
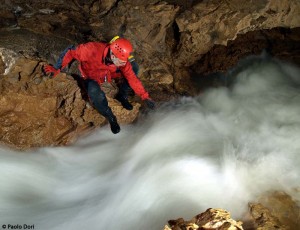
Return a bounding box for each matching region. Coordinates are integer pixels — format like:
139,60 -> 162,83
110,51 -> 127,67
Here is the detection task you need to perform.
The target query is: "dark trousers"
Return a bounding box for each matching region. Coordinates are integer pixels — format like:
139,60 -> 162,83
84,79 -> 111,117
85,61 -> 139,116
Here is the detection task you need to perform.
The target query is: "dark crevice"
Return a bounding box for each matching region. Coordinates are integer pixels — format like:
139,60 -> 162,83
28,61 -> 41,77
188,27 -> 300,92
172,20 -> 180,50
166,20 -> 181,54
165,0 -> 203,11
190,27 -> 300,77
58,99 -> 66,109
80,29 -> 93,42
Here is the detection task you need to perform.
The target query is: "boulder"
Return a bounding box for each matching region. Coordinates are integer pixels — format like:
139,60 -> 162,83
164,208 -> 244,230
0,50 -> 140,149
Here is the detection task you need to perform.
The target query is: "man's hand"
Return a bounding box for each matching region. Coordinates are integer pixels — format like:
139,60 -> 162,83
43,64 -> 60,78
145,99 -> 155,110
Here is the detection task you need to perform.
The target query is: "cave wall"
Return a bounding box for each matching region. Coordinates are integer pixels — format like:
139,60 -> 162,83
172,0 -> 300,94
0,0 -> 300,149
188,27 -> 300,92
1,0 -> 299,95
174,0 -> 300,67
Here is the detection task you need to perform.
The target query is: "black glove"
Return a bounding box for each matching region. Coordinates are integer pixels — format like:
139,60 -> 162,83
145,99 -> 155,110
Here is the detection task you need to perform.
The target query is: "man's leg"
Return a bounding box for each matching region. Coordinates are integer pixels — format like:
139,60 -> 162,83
86,79 -> 120,134
116,60 -> 139,110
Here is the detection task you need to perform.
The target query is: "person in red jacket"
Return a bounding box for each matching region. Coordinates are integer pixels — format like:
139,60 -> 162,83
44,37 -> 155,134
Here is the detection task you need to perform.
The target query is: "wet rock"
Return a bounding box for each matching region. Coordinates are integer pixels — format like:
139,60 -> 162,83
163,191 -> 300,230
164,208 -> 244,230
249,203 -> 287,230
249,191 -> 300,230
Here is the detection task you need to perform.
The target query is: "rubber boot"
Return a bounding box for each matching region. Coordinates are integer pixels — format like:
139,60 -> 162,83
116,93 -> 133,110
104,108 -> 120,134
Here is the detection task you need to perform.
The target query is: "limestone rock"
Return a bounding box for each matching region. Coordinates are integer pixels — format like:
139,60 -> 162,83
249,203 -> 287,230
249,191 -> 300,230
90,0 -> 118,16
0,50 -> 140,150
94,0 -> 180,96
1,0 -> 300,97
165,208 -> 244,230
175,0 -> 300,67
163,195 -> 300,230
191,27 -> 300,78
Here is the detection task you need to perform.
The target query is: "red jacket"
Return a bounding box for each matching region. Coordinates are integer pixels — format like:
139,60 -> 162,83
61,42 -> 149,100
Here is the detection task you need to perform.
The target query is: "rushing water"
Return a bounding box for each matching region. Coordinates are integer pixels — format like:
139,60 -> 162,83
0,56 -> 300,230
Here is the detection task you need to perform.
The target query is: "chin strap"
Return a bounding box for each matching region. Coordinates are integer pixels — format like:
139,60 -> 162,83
103,45 -> 110,63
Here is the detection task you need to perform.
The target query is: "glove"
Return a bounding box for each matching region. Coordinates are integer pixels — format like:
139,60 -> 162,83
145,99 -> 155,110
43,64 -> 60,78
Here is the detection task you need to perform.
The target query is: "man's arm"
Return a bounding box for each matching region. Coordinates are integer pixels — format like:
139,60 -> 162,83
44,43 -> 92,77
120,62 -> 155,109
121,62 -> 149,99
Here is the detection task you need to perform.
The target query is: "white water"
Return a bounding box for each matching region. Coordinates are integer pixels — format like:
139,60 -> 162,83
0,56 -> 300,230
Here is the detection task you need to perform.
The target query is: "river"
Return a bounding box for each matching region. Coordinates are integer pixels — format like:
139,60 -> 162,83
0,55 -> 299,229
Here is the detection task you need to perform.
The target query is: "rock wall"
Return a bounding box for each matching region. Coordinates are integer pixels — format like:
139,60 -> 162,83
163,192 -> 300,230
0,52 -> 140,149
175,0 -> 300,67
0,0 -> 300,148
1,0 -> 299,96
173,0 -> 300,93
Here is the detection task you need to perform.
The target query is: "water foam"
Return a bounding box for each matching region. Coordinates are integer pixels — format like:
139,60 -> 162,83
0,56 -> 299,229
